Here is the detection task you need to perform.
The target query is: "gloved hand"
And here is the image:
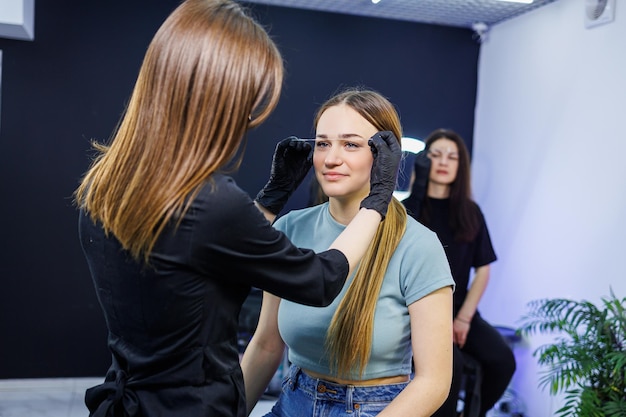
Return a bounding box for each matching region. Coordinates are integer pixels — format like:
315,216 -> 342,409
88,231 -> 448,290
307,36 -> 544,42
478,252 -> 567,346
255,136 -> 313,215
402,149 -> 431,220
359,131 -> 402,220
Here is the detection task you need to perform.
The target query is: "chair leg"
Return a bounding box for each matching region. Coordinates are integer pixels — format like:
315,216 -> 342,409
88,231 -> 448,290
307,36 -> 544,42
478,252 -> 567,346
460,354 -> 482,417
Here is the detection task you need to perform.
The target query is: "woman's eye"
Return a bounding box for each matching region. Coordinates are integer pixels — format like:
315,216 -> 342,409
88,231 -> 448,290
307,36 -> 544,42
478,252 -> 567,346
315,141 -> 330,148
345,142 -> 359,149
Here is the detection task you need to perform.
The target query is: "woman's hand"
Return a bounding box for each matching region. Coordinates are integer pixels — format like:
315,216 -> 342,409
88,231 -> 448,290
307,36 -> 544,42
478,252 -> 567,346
360,131 -> 402,220
255,136 -> 313,215
453,316 -> 471,348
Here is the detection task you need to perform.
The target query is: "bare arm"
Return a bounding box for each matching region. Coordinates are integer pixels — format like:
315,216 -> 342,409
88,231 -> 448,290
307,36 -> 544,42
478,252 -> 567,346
255,200 -> 383,277
328,207 -> 382,274
240,292 -> 284,415
256,201 -> 382,279
377,286 -> 454,417
454,264 -> 490,347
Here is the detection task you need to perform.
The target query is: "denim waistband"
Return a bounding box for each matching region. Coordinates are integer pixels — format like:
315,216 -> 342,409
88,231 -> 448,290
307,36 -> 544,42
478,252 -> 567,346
286,365 -> 409,404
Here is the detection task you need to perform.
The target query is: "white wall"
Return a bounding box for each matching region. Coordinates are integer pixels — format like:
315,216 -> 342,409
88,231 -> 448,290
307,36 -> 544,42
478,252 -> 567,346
473,0 -> 626,415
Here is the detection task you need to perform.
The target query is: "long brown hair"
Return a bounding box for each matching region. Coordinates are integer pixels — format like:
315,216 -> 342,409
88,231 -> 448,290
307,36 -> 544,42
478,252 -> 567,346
314,88 -> 407,378
420,128 -> 479,242
74,0 -> 283,261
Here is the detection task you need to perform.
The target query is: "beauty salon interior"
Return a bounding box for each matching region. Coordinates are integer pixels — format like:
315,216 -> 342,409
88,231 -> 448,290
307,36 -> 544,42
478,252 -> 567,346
1,0 -> 624,416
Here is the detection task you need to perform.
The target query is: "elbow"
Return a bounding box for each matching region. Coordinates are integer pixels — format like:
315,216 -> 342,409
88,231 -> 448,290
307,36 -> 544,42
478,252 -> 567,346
280,248 -> 349,307
301,287 -> 340,307
433,382 -> 451,410
318,280 -> 343,307
429,368 -> 455,412
317,250 -> 349,306
419,378 -> 452,415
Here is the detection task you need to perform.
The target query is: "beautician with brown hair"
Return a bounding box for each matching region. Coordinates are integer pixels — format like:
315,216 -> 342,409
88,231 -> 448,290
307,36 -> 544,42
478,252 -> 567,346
73,2 -> 401,416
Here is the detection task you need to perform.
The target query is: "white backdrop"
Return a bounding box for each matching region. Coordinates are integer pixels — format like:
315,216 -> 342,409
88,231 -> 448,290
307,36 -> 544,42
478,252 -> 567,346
472,0 -> 626,414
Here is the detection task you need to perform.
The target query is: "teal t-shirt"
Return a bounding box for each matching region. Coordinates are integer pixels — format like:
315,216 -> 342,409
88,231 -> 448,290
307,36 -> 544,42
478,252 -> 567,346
275,203 -> 454,380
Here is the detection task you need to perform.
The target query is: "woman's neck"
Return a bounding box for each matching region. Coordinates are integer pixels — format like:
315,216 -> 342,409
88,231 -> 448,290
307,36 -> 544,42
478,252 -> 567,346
427,182 -> 450,199
328,197 -> 361,225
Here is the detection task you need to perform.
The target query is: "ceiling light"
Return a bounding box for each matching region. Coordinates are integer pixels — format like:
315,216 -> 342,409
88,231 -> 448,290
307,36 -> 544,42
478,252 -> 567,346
371,0 -> 382,4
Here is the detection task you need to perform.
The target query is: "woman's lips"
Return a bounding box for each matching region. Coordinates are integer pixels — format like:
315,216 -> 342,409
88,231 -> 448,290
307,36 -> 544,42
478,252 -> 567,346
323,172 -> 345,181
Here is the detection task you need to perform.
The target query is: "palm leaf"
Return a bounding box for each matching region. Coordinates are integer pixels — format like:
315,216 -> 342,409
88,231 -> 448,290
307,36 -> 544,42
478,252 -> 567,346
518,289 -> 626,417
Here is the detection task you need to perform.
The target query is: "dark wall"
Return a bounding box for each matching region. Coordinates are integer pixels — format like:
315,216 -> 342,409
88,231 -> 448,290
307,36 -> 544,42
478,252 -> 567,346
239,3 -> 479,213
0,0 -> 478,378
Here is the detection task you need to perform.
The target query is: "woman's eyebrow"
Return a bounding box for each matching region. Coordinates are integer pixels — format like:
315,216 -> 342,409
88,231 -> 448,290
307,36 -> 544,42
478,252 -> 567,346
430,148 -> 458,154
315,133 -> 365,139
339,133 -> 365,140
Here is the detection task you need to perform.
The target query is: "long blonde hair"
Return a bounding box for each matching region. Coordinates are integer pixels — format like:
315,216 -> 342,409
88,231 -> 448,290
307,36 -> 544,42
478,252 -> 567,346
74,0 -> 283,261
314,88 -> 407,378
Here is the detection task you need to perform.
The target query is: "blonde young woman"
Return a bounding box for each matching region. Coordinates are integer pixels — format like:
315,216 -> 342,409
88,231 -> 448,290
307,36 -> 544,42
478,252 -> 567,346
241,88 -> 455,417
73,2 -> 401,416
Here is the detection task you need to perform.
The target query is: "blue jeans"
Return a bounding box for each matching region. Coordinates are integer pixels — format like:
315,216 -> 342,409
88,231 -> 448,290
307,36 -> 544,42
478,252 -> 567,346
263,366 -> 409,417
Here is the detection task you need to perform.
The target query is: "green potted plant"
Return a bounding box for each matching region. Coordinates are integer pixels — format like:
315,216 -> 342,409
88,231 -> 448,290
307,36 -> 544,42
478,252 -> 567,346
517,289 -> 626,417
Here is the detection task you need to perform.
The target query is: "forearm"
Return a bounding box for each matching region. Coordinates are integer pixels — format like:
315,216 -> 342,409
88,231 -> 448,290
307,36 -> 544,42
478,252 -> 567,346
382,287 -> 453,416
377,376 -> 449,417
457,265 -> 490,321
328,207 -> 382,274
240,338 -> 284,415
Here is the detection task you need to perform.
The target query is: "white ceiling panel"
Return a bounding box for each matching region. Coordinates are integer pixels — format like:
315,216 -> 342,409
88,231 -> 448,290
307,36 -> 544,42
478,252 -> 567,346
244,0 -> 559,29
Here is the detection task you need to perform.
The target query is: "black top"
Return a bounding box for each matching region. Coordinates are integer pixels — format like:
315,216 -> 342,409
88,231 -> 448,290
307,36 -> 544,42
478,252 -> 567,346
79,173 -> 349,417
423,197 -> 496,312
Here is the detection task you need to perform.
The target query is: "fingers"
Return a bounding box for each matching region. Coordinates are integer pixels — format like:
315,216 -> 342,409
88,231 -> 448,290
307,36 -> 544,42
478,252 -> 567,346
453,321 -> 470,348
280,136 -> 310,152
378,131 -> 402,153
275,136 -> 311,159
289,138 -> 312,154
273,137 -> 292,161
276,136 -> 294,150
367,134 -> 386,159
367,138 -> 378,158
453,330 -> 466,348
368,131 -> 401,157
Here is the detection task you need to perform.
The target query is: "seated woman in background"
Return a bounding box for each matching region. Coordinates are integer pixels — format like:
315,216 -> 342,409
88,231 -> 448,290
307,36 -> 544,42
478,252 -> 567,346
404,128 -> 516,417
241,88 -> 455,417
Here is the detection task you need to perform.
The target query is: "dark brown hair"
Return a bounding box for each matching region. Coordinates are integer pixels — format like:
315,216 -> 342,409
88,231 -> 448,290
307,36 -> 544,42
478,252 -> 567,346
420,128 -> 480,242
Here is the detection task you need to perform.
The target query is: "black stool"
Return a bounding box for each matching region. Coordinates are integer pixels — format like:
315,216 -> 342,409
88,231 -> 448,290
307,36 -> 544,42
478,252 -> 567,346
458,352 -> 482,417
490,326 -> 526,416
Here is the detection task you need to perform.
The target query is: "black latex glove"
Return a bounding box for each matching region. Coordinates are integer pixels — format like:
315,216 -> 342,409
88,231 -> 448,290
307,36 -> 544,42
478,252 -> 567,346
402,149 -> 431,220
360,131 -> 402,220
255,136 -> 313,215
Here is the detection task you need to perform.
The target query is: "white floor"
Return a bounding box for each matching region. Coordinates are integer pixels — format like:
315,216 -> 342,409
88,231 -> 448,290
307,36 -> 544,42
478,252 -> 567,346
0,377 -> 276,417
0,377 -> 525,416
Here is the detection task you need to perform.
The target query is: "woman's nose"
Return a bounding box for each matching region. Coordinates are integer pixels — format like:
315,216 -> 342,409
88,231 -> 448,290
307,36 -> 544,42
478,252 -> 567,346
324,148 -> 342,166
